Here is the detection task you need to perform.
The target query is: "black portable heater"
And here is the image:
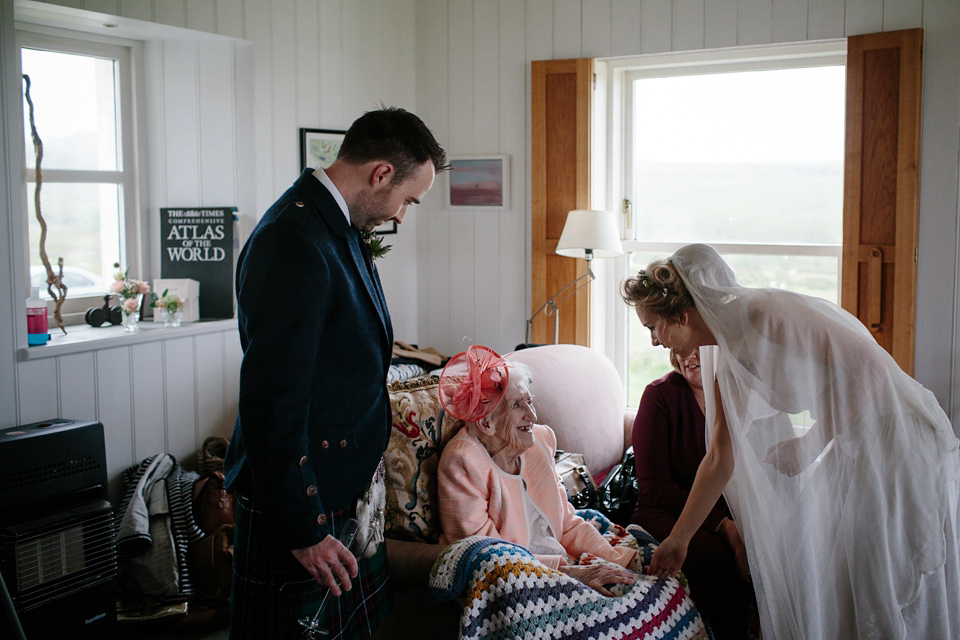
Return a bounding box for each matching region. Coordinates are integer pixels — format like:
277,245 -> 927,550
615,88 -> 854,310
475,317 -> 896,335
0,419 -> 117,639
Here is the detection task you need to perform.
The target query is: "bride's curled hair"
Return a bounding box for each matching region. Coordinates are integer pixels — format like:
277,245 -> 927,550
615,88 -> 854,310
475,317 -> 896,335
621,258 -> 695,322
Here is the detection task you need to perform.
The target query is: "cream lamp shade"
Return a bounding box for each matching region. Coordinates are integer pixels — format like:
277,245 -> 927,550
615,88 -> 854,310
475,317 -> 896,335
555,209 -> 623,259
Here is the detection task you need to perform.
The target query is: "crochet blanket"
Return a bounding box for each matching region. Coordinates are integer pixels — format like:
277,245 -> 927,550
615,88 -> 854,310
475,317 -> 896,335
429,514 -> 710,640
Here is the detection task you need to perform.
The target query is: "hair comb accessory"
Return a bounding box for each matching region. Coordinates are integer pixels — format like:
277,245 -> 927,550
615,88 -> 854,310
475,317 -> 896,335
438,345 -> 509,422
638,269 -> 654,290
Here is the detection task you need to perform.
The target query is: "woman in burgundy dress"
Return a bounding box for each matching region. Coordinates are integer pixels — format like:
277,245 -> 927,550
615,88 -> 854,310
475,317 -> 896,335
632,348 -> 755,640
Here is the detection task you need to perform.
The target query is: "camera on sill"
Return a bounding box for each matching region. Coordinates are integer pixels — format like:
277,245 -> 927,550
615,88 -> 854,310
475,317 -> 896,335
85,294 -> 122,327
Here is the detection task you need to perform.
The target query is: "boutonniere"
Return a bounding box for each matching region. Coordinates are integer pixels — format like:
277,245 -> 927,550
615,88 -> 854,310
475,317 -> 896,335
360,230 -> 392,261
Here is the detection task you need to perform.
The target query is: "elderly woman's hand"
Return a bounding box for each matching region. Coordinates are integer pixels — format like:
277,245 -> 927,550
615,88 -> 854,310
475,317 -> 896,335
558,563 -> 636,596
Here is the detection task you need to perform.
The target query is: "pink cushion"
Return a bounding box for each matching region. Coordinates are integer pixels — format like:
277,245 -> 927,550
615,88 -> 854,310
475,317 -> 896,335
507,345 -> 627,476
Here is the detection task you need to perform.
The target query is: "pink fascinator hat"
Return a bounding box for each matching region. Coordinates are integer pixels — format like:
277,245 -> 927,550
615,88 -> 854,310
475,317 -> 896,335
438,345 -> 509,422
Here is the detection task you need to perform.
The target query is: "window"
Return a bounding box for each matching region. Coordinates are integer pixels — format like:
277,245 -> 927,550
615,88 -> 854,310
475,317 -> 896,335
605,44 -> 847,404
19,31 -> 138,319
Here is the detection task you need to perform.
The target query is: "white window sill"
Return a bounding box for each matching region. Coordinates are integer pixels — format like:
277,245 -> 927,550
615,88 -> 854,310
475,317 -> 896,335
18,318 -> 238,361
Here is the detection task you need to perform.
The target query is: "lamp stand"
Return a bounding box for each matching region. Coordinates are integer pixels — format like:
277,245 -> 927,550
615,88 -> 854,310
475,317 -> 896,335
526,250 -> 595,344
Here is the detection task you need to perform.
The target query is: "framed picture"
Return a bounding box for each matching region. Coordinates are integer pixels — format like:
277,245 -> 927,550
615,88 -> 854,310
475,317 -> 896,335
300,128 -> 346,171
375,220 -> 397,235
446,155 -> 509,209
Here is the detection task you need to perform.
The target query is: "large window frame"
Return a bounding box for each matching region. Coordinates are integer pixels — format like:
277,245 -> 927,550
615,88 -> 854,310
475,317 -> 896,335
17,27 -> 141,323
599,41 -> 848,393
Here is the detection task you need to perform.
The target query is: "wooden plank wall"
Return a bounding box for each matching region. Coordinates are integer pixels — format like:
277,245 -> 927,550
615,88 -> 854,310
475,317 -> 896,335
412,0 -> 960,432
13,0 -> 960,434
8,0 -> 418,500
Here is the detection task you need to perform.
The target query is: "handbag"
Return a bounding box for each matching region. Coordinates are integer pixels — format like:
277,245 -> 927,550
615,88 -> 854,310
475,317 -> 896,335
595,446 -> 639,526
554,450 -> 598,509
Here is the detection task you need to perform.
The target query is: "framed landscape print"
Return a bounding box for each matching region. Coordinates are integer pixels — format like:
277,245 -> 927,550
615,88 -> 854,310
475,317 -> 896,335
446,155 -> 509,210
300,128 -> 346,171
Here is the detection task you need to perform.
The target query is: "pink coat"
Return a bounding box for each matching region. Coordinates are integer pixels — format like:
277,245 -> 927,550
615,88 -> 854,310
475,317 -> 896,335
438,424 -> 636,570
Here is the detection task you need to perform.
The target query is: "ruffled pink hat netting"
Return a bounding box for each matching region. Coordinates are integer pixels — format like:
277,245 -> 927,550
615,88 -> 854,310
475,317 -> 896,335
437,345 -> 509,422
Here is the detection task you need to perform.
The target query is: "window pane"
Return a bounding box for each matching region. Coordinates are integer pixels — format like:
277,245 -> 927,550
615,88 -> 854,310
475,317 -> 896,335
632,66 -> 845,245
26,182 -> 120,297
624,249 -> 839,404
21,48 -> 119,171
625,251 -> 673,406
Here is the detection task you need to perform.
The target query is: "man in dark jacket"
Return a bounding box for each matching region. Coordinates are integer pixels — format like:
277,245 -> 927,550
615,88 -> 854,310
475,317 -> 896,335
224,107 -> 445,639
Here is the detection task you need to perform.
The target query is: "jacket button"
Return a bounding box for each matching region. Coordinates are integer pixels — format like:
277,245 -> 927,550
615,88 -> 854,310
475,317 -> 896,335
321,440 -> 329,449
295,201 -> 305,207
317,514 -> 326,525
306,485 -> 317,497
299,456 -> 308,467
340,439 -> 347,448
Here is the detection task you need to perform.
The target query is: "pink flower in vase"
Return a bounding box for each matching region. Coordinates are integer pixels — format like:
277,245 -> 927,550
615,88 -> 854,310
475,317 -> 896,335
110,280 -> 125,293
122,297 -> 139,314
136,281 -> 151,295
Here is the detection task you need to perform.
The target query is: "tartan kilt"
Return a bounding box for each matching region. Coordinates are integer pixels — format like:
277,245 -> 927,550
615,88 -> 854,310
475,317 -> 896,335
230,493 -> 391,640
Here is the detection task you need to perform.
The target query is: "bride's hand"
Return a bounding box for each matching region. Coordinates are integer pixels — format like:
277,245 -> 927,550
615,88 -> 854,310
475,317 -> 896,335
763,431 -> 823,476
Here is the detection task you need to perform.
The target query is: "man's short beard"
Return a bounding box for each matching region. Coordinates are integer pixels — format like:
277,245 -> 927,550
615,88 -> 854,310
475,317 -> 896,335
350,186 -> 393,232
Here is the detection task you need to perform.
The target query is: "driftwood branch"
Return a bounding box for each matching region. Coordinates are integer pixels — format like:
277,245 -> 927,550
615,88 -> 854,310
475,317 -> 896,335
23,74 -> 67,335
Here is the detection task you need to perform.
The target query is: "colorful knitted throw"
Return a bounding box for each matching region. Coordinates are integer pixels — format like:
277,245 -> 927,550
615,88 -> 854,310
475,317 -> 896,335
429,513 -> 710,640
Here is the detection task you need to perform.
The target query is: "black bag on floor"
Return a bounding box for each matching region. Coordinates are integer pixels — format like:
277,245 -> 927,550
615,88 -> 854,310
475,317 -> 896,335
595,446 -> 639,526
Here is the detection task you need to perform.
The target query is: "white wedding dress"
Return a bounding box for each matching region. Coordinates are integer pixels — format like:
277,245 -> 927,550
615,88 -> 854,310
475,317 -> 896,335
673,243 -> 960,640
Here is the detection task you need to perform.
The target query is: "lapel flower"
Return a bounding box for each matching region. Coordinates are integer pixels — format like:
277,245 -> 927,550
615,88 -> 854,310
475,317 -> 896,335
360,230 -> 392,261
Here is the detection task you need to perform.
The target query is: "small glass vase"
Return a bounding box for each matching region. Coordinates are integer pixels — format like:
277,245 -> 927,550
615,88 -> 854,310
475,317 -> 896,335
162,308 -> 183,327
122,309 -> 139,332
121,294 -> 142,333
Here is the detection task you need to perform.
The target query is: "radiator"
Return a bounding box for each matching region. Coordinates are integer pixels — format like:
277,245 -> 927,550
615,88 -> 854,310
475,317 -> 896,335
0,419 -> 116,638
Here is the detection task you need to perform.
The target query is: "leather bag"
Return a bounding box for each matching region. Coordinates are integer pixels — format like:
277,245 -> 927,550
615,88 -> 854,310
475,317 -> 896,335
554,450 -> 598,509
192,471 -> 235,536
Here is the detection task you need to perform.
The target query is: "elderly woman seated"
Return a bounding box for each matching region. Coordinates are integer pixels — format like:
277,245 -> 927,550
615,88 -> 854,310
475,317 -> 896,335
435,345 -> 637,594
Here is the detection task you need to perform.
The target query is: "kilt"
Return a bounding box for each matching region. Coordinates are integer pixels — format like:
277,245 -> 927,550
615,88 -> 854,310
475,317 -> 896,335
230,493 -> 391,640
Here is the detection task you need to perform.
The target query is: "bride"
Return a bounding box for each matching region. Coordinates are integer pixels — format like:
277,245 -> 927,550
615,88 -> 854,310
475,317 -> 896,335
622,243 -> 960,639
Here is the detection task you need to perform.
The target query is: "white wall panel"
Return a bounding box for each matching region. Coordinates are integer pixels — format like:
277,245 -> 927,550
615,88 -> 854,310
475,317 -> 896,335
186,0 -> 216,34
163,336 -> 197,464
416,0 -> 450,352
85,0 -> 119,15
222,329 -> 242,432
17,358 -> 58,424
216,0 -> 244,39
883,0 -> 923,32
772,0 -> 808,43
162,42 -> 202,206
553,0 -> 582,59
704,0 -> 738,48
119,0 -> 152,22
673,0 -> 705,51
318,0 -> 345,127
448,213 -> 476,348
131,341 -> 166,459
610,0 -> 642,56
808,0 -> 845,40
58,352 -> 97,421
498,0 -> 526,350
844,0 -> 884,34
195,331 -> 226,439
640,0 -> 671,53
295,0 -> 320,126
95,346 -> 134,503
154,0 -> 186,28
738,0 -> 773,45
582,0 -> 612,58
271,0 -> 298,191
198,41 -> 237,205
526,0 -> 554,61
